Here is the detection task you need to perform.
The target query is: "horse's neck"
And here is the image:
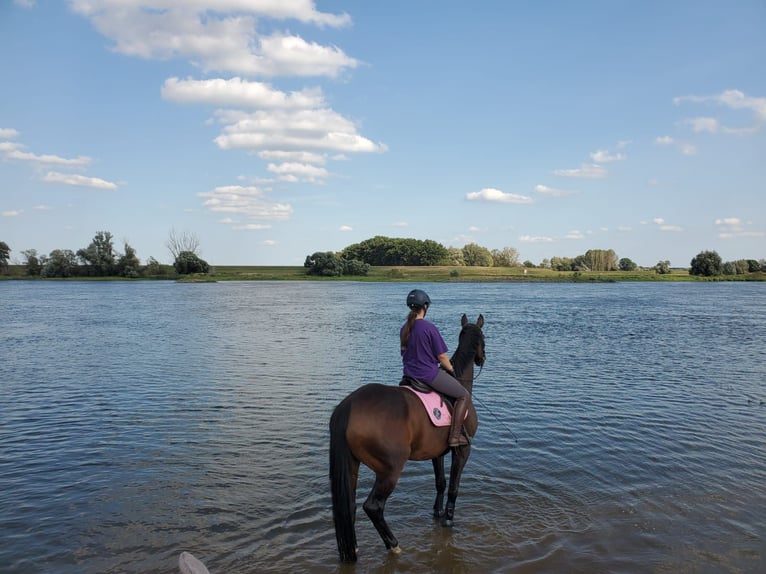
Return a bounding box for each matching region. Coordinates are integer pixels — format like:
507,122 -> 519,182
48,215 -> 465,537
454,361 -> 474,393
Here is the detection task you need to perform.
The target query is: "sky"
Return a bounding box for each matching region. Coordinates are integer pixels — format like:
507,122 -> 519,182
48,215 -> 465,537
1,1 -> 764,268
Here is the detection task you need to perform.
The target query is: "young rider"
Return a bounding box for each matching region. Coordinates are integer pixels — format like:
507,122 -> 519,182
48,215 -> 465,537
400,289 -> 471,447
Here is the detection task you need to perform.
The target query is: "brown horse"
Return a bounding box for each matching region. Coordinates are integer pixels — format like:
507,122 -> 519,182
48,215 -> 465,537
329,314 -> 485,562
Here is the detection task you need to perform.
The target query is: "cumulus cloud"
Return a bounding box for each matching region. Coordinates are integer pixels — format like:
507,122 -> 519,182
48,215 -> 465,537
213,108 -> 386,155
198,185 -> 293,220
655,136 -> 674,145
715,217 -> 765,239
0,128 -> 20,139
590,149 -> 625,163
553,163 -> 607,179
6,149 -> 92,167
2,210 -> 22,217
519,235 -> 555,243
70,1 -> 354,77
338,225 -> 353,232
42,171 -> 118,190
162,77 -> 325,109
564,230 -> 586,240
466,187 -> 533,204
267,161 -> 329,183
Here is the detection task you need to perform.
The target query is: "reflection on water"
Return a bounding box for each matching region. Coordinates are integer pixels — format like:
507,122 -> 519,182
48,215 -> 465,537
1,281 -> 764,573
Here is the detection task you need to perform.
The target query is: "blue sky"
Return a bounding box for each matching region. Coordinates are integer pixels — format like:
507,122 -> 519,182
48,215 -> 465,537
1,1 -> 764,267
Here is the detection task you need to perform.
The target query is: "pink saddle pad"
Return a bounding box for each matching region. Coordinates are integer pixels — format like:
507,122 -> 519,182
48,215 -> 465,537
402,386 -> 453,427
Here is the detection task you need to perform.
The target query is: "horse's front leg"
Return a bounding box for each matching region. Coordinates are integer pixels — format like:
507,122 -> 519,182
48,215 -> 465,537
442,444 -> 471,527
431,455 -> 446,518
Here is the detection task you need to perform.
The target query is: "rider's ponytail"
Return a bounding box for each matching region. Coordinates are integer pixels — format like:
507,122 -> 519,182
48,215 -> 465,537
400,309 -> 419,351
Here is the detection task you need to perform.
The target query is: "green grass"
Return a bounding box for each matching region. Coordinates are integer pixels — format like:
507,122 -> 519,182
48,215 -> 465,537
4,264 -> 764,282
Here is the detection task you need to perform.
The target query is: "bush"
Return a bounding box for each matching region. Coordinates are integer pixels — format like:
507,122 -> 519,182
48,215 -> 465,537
174,251 -> 210,274
690,251 -> 722,277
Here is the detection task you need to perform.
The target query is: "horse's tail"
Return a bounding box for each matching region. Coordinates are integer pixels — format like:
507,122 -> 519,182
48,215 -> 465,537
329,398 -> 358,562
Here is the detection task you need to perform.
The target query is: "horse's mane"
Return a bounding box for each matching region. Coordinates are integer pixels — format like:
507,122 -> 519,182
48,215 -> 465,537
451,323 -> 484,379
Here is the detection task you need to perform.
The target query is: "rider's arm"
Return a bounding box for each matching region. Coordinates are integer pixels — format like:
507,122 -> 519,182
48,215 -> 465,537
437,352 -> 455,376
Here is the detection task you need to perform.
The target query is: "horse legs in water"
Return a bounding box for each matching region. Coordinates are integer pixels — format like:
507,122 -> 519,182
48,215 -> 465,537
443,444 -> 471,526
432,455 -> 446,518
363,469 -> 403,553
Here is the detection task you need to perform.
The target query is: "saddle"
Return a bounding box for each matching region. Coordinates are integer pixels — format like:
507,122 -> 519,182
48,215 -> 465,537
399,376 -> 455,427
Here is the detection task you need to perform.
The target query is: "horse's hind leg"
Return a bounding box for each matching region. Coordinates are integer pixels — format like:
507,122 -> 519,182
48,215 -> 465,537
363,471 -> 401,553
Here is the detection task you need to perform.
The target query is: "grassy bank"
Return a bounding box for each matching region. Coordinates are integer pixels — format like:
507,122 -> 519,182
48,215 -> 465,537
4,264 -> 764,282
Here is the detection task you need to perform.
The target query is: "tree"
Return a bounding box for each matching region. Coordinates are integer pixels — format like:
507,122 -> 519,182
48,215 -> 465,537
116,242 -> 141,278
583,249 -> 618,271
342,258 -> 370,276
42,249 -> 78,278
491,247 -> 520,267
143,256 -> 164,276
522,260 -> 536,268
341,236 -> 448,266
21,249 -> 44,276
619,257 -> 637,271
690,250 -> 722,277
304,251 -> 344,276
462,243 -> 493,266
174,251 -> 209,274
550,256 -> 574,271
0,241 -> 9,274
77,231 -> 116,276
167,229 -> 201,261
655,260 -> 671,274
446,247 -> 465,266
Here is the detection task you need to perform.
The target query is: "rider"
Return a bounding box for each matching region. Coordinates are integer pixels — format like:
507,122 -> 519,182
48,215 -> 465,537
400,289 -> 472,447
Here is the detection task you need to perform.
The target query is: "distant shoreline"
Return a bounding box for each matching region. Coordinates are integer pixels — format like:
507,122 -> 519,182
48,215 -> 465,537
2,265 -> 765,282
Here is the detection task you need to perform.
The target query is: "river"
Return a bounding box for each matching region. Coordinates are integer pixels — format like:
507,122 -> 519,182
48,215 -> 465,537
1,280 -> 764,573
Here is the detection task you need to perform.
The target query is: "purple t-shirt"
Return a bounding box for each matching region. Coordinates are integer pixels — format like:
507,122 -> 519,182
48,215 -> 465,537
401,319 -> 448,383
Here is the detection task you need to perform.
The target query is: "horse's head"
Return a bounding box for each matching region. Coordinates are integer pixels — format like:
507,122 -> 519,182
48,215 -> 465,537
459,313 -> 485,367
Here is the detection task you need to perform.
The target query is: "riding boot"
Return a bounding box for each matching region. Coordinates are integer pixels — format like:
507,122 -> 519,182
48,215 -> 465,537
448,397 -> 471,447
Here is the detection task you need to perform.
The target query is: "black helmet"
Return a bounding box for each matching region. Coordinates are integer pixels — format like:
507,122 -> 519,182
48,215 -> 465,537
406,289 -> 431,309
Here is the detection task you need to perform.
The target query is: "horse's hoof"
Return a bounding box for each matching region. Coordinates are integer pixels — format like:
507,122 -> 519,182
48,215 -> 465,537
390,545 -> 402,555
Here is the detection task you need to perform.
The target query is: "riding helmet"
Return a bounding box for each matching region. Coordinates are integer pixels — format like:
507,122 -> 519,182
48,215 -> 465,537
406,289 -> 431,309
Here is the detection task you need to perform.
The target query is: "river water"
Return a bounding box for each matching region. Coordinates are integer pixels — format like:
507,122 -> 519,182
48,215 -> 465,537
1,280 -> 764,573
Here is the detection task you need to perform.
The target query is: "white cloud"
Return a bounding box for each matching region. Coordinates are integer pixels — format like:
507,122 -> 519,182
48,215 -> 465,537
659,225 -> 683,232
162,77 -> 325,109
679,143 -> 697,156
214,108 -> 387,155
70,1 -> 355,78
267,161 -> 329,182
519,235 -> 555,243
675,89 -> 766,123
684,117 -> 720,133
617,226 -> 632,232
232,223 -> 272,230
564,230 -> 586,240
715,217 -> 740,226
715,217 -> 764,239
466,187 -> 533,204
0,128 -> 20,139
655,136 -> 674,145
553,163 -> 607,179
258,150 -> 325,164
653,217 -> 665,225
534,184 -> 576,197
5,149 -> 92,167
198,185 -> 293,220
338,225 -> 353,232
392,222 -> 408,228
590,149 -> 625,163
2,210 -> 22,217
42,171 -> 118,190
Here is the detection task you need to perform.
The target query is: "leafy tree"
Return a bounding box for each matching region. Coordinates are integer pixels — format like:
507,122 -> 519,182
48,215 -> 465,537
446,247 -> 465,266
116,242 -> 141,278
342,258 -> 370,276
690,250 -> 722,277
21,249 -> 43,276
522,260 -> 536,268
746,259 -> 761,273
572,254 -> 590,271
722,261 -> 737,275
550,256 -> 574,271
341,236 -> 448,266
655,260 -> 671,274
42,249 -> 78,278
462,243 -> 493,266
491,247 -> 520,267
0,241 -> 9,274
143,256 -> 164,276
583,249 -> 618,271
539,258 -> 551,269
174,251 -> 209,274
619,257 -> 637,271
305,251 -> 344,276
77,231 -> 116,276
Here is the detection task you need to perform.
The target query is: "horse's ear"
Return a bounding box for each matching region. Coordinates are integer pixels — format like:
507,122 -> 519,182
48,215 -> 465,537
476,314 -> 484,328
461,314 -> 468,326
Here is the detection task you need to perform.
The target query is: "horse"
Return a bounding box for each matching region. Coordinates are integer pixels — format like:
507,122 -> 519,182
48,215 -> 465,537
329,313 -> 485,562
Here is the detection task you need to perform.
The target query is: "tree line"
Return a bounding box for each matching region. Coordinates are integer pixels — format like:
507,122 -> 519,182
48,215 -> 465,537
0,230 -> 209,278
304,236 -> 765,278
